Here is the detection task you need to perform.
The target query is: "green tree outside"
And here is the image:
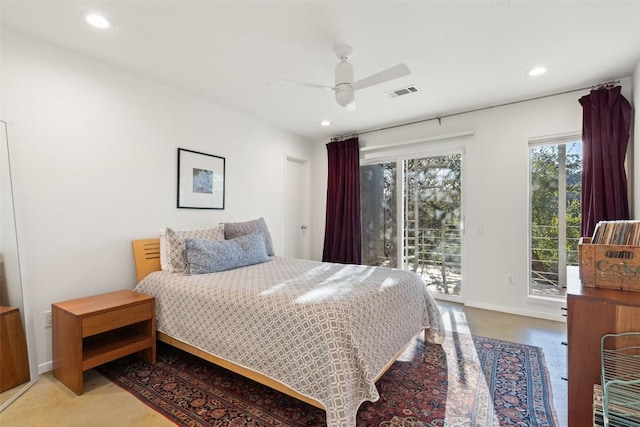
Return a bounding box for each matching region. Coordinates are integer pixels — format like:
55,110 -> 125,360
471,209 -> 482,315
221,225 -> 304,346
530,142 -> 581,288
361,155 -> 462,295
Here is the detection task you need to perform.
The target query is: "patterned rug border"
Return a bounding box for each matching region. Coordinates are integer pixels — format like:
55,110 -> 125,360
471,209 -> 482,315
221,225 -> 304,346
98,331 -> 559,427
469,333 -> 559,427
104,369 -> 184,425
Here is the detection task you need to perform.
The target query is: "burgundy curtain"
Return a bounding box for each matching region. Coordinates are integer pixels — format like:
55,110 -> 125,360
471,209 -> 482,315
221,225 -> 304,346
579,86 -> 631,237
322,137 -> 362,264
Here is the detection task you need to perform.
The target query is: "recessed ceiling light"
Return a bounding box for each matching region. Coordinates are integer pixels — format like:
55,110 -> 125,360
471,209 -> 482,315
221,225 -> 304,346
85,13 -> 112,29
527,66 -> 548,77
320,120 -> 331,127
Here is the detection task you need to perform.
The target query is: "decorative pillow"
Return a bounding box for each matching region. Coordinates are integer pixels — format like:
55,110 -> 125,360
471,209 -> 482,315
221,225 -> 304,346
159,228 -> 174,271
159,224 -> 225,273
224,217 -> 275,256
184,230 -> 270,274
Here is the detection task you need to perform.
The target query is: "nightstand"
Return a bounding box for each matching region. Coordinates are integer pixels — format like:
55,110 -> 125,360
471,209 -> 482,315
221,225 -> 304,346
52,290 -> 156,394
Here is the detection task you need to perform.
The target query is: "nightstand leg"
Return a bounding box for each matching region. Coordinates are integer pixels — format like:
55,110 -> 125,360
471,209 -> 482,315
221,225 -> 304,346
52,307 -> 84,394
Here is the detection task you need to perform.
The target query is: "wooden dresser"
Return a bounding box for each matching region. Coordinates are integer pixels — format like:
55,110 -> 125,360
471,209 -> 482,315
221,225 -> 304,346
567,280 -> 640,426
0,306 -> 30,392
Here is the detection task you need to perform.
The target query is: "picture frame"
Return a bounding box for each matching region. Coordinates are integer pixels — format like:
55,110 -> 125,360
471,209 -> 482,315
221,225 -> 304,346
177,148 -> 225,209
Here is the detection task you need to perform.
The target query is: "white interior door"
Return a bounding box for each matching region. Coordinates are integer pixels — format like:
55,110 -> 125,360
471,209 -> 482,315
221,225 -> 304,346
285,156 -> 309,259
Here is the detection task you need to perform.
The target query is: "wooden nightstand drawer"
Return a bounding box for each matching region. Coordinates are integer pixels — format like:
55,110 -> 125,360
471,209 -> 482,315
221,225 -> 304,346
82,303 -> 151,337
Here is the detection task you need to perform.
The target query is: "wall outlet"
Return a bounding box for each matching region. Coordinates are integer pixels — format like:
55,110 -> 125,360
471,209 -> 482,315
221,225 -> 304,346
507,275 -> 515,286
44,310 -> 52,328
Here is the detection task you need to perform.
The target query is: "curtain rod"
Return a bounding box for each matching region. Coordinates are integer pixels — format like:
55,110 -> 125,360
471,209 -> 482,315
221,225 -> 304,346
335,79 -> 621,140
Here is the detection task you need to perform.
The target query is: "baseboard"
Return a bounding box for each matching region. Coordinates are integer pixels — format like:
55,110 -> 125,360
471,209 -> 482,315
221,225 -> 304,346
463,300 -> 567,323
38,361 -> 52,374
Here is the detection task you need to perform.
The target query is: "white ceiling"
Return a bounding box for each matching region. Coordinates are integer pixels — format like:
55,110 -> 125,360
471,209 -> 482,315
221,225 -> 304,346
2,1 -> 640,141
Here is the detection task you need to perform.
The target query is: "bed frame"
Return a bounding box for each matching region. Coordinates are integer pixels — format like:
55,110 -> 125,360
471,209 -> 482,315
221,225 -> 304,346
131,238 -> 419,411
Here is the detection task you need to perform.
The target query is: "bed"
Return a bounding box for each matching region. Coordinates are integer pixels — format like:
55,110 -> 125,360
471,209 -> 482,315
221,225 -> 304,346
132,237 -> 444,427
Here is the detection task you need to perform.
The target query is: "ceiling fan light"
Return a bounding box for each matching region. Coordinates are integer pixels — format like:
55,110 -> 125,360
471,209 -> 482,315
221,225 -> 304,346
335,88 -> 355,108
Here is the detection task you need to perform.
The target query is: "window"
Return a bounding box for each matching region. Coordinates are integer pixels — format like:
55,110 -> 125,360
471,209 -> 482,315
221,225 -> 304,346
529,138 -> 582,298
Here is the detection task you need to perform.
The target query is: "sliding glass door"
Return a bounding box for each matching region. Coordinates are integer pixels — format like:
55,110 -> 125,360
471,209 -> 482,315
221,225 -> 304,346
361,162 -> 398,267
403,154 -> 462,297
361,150 -> 463,300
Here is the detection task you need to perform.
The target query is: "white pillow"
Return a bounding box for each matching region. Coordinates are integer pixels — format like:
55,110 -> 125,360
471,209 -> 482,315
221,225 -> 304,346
159,224 -> 225,273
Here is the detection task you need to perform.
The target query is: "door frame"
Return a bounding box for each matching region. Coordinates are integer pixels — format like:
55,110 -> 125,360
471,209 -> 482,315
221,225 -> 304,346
362,146 -> 466,302
398,147 -> 466,303
284,154 -> 311,259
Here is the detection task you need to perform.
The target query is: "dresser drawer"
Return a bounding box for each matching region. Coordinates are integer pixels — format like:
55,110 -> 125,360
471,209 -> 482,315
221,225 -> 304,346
82,302 -> 151,337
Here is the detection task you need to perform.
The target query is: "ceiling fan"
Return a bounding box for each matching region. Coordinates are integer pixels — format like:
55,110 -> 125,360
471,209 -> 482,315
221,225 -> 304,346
273,45 -> 411,111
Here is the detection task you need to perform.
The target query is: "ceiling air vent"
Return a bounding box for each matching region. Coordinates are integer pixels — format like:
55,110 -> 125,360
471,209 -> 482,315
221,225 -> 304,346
386,85 -> 419,98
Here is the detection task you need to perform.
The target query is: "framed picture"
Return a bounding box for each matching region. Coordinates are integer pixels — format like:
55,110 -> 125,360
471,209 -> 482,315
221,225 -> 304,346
177,148 -> 225,209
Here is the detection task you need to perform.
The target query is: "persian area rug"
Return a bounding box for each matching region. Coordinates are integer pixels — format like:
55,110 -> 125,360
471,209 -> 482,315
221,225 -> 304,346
97,332 -> 558,427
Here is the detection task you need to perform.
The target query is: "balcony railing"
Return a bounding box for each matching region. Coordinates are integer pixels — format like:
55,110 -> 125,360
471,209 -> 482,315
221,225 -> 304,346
530,224 -> 580,296
404,223 -> 461,296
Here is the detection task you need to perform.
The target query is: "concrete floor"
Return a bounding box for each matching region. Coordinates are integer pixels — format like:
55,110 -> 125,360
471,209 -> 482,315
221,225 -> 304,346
0,302 -> 567,427
440,302 -> 567,427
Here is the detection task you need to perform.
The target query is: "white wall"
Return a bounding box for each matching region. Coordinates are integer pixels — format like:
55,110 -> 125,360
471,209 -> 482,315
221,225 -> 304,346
1,28 -> 313,370
312,77 -> 635,321
3,25 -> 637,369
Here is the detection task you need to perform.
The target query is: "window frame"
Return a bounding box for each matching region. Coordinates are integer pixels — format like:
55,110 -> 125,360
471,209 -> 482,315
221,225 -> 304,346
527,131 -> 582,304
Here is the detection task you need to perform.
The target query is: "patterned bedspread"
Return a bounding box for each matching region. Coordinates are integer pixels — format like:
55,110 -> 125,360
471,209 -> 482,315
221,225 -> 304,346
134,256 -> 444,427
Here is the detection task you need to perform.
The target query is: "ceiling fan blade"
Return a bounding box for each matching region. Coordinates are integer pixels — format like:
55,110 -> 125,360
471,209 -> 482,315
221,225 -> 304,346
352,63 -> 411,91
270,79 -> 335,91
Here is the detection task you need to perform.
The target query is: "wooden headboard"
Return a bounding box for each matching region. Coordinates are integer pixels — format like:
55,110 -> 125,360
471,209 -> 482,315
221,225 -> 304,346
132,239 -> 161,283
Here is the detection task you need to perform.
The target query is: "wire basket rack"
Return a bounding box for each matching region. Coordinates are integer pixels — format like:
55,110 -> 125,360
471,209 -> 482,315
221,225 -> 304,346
596,332 -> 640,426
